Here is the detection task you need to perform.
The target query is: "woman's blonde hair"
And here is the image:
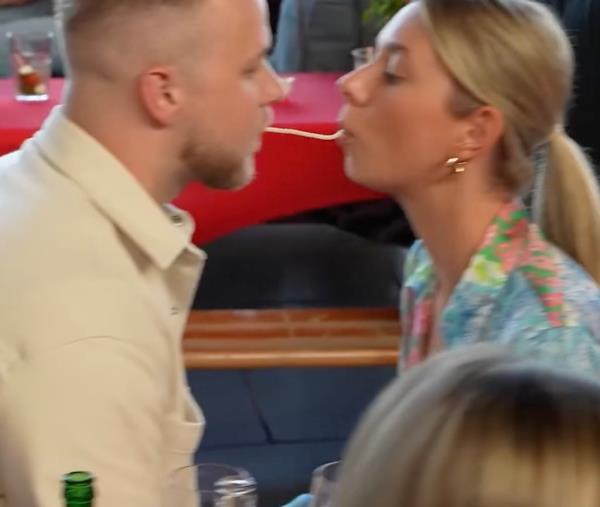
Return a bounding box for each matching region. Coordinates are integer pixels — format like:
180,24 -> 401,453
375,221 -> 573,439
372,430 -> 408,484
334,344 -> 600,507
419,0 -> 600,282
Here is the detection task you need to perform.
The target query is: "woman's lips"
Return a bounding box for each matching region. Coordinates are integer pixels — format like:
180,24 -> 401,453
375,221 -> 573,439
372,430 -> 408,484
336,125 -> 355,146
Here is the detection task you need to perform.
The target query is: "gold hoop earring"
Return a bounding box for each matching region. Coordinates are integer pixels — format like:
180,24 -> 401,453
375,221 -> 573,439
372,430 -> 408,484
446,157 -> 467,174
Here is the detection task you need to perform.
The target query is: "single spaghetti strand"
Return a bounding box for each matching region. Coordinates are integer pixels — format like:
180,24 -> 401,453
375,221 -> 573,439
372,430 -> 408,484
264,127 -> 344,141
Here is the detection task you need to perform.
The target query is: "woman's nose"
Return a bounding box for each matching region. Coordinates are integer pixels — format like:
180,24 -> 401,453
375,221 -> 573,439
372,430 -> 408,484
337,66 -> 374,106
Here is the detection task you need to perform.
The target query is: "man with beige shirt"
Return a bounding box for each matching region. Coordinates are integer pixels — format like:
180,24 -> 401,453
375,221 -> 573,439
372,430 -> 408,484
0,0 -> 283,506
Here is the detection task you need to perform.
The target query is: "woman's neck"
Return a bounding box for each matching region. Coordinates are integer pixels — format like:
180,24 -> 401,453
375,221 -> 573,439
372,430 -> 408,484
399,185 -> 510,302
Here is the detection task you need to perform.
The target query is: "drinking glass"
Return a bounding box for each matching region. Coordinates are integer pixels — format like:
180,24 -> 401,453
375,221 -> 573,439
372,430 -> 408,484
350,47 -> 375,69
169,463 -> 257,507
7,30 -> 53,102
309,461 -> 340,507
279,75 -> 296,99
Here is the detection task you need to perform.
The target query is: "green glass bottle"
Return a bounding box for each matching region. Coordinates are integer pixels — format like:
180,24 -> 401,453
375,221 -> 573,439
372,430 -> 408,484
63,471 -> 94,507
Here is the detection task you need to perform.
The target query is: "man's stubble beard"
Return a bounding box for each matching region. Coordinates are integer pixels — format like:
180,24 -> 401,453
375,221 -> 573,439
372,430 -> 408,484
180,133 -> 256,190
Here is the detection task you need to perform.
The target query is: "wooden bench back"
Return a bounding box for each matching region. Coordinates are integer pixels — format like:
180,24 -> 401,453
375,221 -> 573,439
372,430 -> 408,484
183,307 -> 400,369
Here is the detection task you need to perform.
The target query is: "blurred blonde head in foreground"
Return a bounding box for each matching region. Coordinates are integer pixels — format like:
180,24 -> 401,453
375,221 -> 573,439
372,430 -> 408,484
335,344 -> 600,507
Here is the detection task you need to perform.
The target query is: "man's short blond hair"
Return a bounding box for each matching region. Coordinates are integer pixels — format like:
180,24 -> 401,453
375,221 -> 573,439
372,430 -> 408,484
54,0 -> 205,78
55,0 -> 199,35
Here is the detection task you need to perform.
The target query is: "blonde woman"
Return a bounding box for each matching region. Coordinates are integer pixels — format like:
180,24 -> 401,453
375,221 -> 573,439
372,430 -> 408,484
337,0 -> 600,373
334,344 -> 600,507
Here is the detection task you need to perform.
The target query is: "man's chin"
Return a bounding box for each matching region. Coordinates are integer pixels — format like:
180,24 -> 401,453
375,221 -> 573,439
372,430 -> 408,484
229,158 -> 256,189
201,157 -> 256,191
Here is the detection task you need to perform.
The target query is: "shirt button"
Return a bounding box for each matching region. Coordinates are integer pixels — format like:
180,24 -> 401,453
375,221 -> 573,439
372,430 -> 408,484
171,215 -> 185,227
170,306 -> 179,316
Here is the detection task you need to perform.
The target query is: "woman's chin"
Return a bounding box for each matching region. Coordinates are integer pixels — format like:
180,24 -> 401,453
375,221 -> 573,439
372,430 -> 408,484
344,157 -> 376,190
342,155 -> 361,183
343,159 -> 399,197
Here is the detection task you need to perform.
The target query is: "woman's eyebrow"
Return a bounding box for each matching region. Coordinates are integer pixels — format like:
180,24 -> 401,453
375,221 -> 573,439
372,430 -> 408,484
376,41 -> 410,55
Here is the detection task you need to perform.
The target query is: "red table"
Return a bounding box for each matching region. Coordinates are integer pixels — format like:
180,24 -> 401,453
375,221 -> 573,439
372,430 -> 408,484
0,74 -> 384,245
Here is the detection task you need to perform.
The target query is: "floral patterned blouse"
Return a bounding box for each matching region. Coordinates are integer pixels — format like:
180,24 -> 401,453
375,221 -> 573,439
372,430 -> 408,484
400,200 -> 600,375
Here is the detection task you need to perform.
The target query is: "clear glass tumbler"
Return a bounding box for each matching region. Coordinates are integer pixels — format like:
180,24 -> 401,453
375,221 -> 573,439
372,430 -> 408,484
170,463 -> 257,507
7,30 -> 53,102
309,461 -> 340,507
350,47 -> 375,69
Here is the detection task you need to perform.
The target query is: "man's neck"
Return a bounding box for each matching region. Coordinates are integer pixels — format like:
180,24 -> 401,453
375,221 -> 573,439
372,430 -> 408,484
63,85 -> 183,204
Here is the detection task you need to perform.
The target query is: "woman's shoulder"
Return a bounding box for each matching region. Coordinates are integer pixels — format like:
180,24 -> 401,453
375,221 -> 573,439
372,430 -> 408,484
493,263 -> 600,375
558,252 -> 600,326
506,237 -> 600,336
506,324 -> 600,376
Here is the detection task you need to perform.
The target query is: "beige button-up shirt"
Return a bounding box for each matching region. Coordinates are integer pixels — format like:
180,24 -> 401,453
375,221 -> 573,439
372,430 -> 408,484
0,108 -> 206,507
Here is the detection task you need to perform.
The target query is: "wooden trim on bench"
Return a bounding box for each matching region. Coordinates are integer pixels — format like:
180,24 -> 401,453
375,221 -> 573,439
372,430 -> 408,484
183,307 -> 400,369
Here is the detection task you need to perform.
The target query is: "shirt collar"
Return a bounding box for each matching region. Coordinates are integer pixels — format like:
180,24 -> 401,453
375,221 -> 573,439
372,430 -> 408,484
407,200 -> 531,343
30,106 -> 199,270
447,200 -> 531,340
460,200 -> 529,285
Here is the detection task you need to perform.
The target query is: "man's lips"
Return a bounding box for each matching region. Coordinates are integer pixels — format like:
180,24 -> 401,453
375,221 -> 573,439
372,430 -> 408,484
264,107 -> 274,130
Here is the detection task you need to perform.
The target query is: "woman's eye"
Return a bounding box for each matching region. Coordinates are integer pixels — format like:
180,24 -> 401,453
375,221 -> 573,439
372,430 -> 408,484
243,62 -> 262,76
383,72 -> 403,84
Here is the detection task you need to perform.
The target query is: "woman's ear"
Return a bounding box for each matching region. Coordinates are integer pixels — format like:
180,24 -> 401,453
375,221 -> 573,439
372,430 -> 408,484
455,105 -> 505,161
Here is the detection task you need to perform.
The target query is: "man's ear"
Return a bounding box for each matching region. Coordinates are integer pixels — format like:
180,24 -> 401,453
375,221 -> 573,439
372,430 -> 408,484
454,105 -> 505,161
138,66 -> 182,127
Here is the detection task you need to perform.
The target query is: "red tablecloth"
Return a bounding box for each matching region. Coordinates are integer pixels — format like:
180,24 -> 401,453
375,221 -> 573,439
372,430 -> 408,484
0,74 -> 384,244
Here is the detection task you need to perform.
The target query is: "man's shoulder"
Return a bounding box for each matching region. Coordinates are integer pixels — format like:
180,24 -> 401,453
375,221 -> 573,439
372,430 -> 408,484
0,145 -> 127,272
0,150 -> 167,353
0,276 -> 171,372
0,143 -> 98,223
